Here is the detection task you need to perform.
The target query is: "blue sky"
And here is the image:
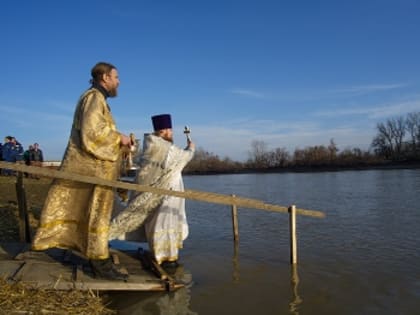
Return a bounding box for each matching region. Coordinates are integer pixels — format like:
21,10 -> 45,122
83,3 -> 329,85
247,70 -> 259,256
1,0 -> 420,161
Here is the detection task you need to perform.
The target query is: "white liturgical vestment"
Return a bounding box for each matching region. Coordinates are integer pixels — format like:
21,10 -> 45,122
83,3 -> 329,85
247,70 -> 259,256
109,133 -> 194,263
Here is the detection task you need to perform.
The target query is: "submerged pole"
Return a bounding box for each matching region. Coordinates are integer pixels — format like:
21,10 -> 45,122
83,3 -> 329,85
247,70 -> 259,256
231,194 -> 239,242
289,205 -> 297,264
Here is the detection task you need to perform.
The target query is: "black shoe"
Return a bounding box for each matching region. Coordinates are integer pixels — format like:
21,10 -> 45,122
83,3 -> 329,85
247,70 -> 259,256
161,260 -> 179,268
160,260 -> 180,273
90,258 -> 129,281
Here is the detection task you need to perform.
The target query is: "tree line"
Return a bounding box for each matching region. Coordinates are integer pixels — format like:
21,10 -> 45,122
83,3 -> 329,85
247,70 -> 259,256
184,111 -> 420,174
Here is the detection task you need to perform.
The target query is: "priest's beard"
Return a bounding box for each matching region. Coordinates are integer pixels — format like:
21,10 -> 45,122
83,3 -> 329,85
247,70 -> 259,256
108,87 -> 118,97
161,134 -> 173,143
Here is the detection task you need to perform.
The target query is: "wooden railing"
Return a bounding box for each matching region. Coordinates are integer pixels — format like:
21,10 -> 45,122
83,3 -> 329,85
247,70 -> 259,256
0,161 -> 325,264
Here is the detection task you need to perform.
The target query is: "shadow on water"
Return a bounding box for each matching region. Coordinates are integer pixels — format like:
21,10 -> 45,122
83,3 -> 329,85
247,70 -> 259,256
107,240 -> 304,315
107,286 -> 197,315
232,242 -> 240,284
289,264 -> 303,315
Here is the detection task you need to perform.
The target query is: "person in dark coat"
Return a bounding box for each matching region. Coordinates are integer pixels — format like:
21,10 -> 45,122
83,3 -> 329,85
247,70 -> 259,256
23,145 -> 34,178
2,136 -> 23,175
30,143 -> 44,179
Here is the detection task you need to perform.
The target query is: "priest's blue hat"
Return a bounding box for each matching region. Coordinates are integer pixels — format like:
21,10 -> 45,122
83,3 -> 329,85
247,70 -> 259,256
152,114 -> 172,131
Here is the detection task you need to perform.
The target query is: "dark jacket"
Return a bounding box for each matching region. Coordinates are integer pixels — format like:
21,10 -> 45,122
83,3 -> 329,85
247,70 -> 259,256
2,141 -> 24,162
30,149 -> 44,162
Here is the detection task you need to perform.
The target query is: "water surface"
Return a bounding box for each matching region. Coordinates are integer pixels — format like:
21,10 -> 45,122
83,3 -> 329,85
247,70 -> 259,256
109,169 -> 420,315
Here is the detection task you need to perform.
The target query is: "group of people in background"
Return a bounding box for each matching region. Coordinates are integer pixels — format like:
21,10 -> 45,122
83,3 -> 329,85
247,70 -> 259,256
0,136 -> 43,176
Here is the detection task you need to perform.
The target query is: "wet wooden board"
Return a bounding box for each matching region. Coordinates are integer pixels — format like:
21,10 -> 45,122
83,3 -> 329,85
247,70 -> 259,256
0,242 -> 182,291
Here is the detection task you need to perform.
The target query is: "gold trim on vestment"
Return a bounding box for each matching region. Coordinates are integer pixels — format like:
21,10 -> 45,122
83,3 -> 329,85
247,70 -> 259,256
38,220 -> 78,229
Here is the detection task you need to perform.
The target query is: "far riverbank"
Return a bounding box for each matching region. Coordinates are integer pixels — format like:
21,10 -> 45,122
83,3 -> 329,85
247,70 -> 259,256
184,160 -> 420,175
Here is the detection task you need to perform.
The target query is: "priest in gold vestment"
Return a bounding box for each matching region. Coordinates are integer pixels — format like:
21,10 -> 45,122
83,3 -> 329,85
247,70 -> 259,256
32,62 -> 132,280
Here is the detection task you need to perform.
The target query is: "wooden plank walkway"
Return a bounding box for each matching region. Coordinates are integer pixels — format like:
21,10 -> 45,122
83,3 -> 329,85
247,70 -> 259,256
0,242 -> 184,292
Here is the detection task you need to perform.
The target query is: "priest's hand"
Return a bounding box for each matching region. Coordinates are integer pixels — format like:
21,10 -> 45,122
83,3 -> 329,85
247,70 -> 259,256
187,140 -> 195,151
120,134 -> 131,147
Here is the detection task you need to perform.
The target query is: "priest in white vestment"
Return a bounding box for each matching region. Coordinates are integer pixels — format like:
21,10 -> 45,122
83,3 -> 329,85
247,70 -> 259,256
110,114 -> 195,268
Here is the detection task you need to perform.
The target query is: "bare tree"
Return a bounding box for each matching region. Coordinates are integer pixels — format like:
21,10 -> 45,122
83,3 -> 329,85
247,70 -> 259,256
270,147 -> 290,167
376,122 -> 393,154
292,145 -> 329,166
371,133 -> 391,158
406,112 -> 420,155
372,115 -> 407,160
248,140 -> 270,168
372,121 -> 395,159
388,116 -> 406,158
293,148 -> 305,166
328,138 -> 338,163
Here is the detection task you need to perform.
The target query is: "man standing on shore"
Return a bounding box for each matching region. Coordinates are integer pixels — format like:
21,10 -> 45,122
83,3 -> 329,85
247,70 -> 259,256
32,62 -> 132,280
29,143 -> 43,179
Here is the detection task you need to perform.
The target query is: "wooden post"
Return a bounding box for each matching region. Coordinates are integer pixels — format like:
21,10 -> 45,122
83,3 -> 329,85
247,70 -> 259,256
231,194 -> 239,242
289,205 -> 297,264
15,172 -> 31,243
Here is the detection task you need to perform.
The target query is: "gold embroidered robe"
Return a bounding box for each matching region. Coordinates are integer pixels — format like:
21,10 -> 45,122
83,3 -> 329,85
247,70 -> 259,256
32,88 -> 122,259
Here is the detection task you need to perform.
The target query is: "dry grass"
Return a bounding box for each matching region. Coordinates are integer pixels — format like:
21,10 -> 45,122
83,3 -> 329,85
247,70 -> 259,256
0,176 -> 50,241
0,175 -> 115,315
0,278 -> 115,315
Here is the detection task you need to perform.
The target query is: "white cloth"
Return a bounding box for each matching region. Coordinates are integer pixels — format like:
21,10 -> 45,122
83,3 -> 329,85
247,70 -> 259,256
145,154 -> 189,263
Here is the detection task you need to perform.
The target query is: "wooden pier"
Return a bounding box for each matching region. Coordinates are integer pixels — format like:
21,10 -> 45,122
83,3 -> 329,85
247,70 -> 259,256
0,242 -> 184,292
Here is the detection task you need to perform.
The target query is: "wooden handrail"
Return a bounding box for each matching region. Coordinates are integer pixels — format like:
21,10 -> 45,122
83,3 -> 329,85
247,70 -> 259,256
0,161 -> 325,218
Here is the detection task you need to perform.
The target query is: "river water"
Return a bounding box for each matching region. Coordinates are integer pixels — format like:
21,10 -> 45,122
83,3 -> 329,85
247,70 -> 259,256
108,169 -> 420,315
